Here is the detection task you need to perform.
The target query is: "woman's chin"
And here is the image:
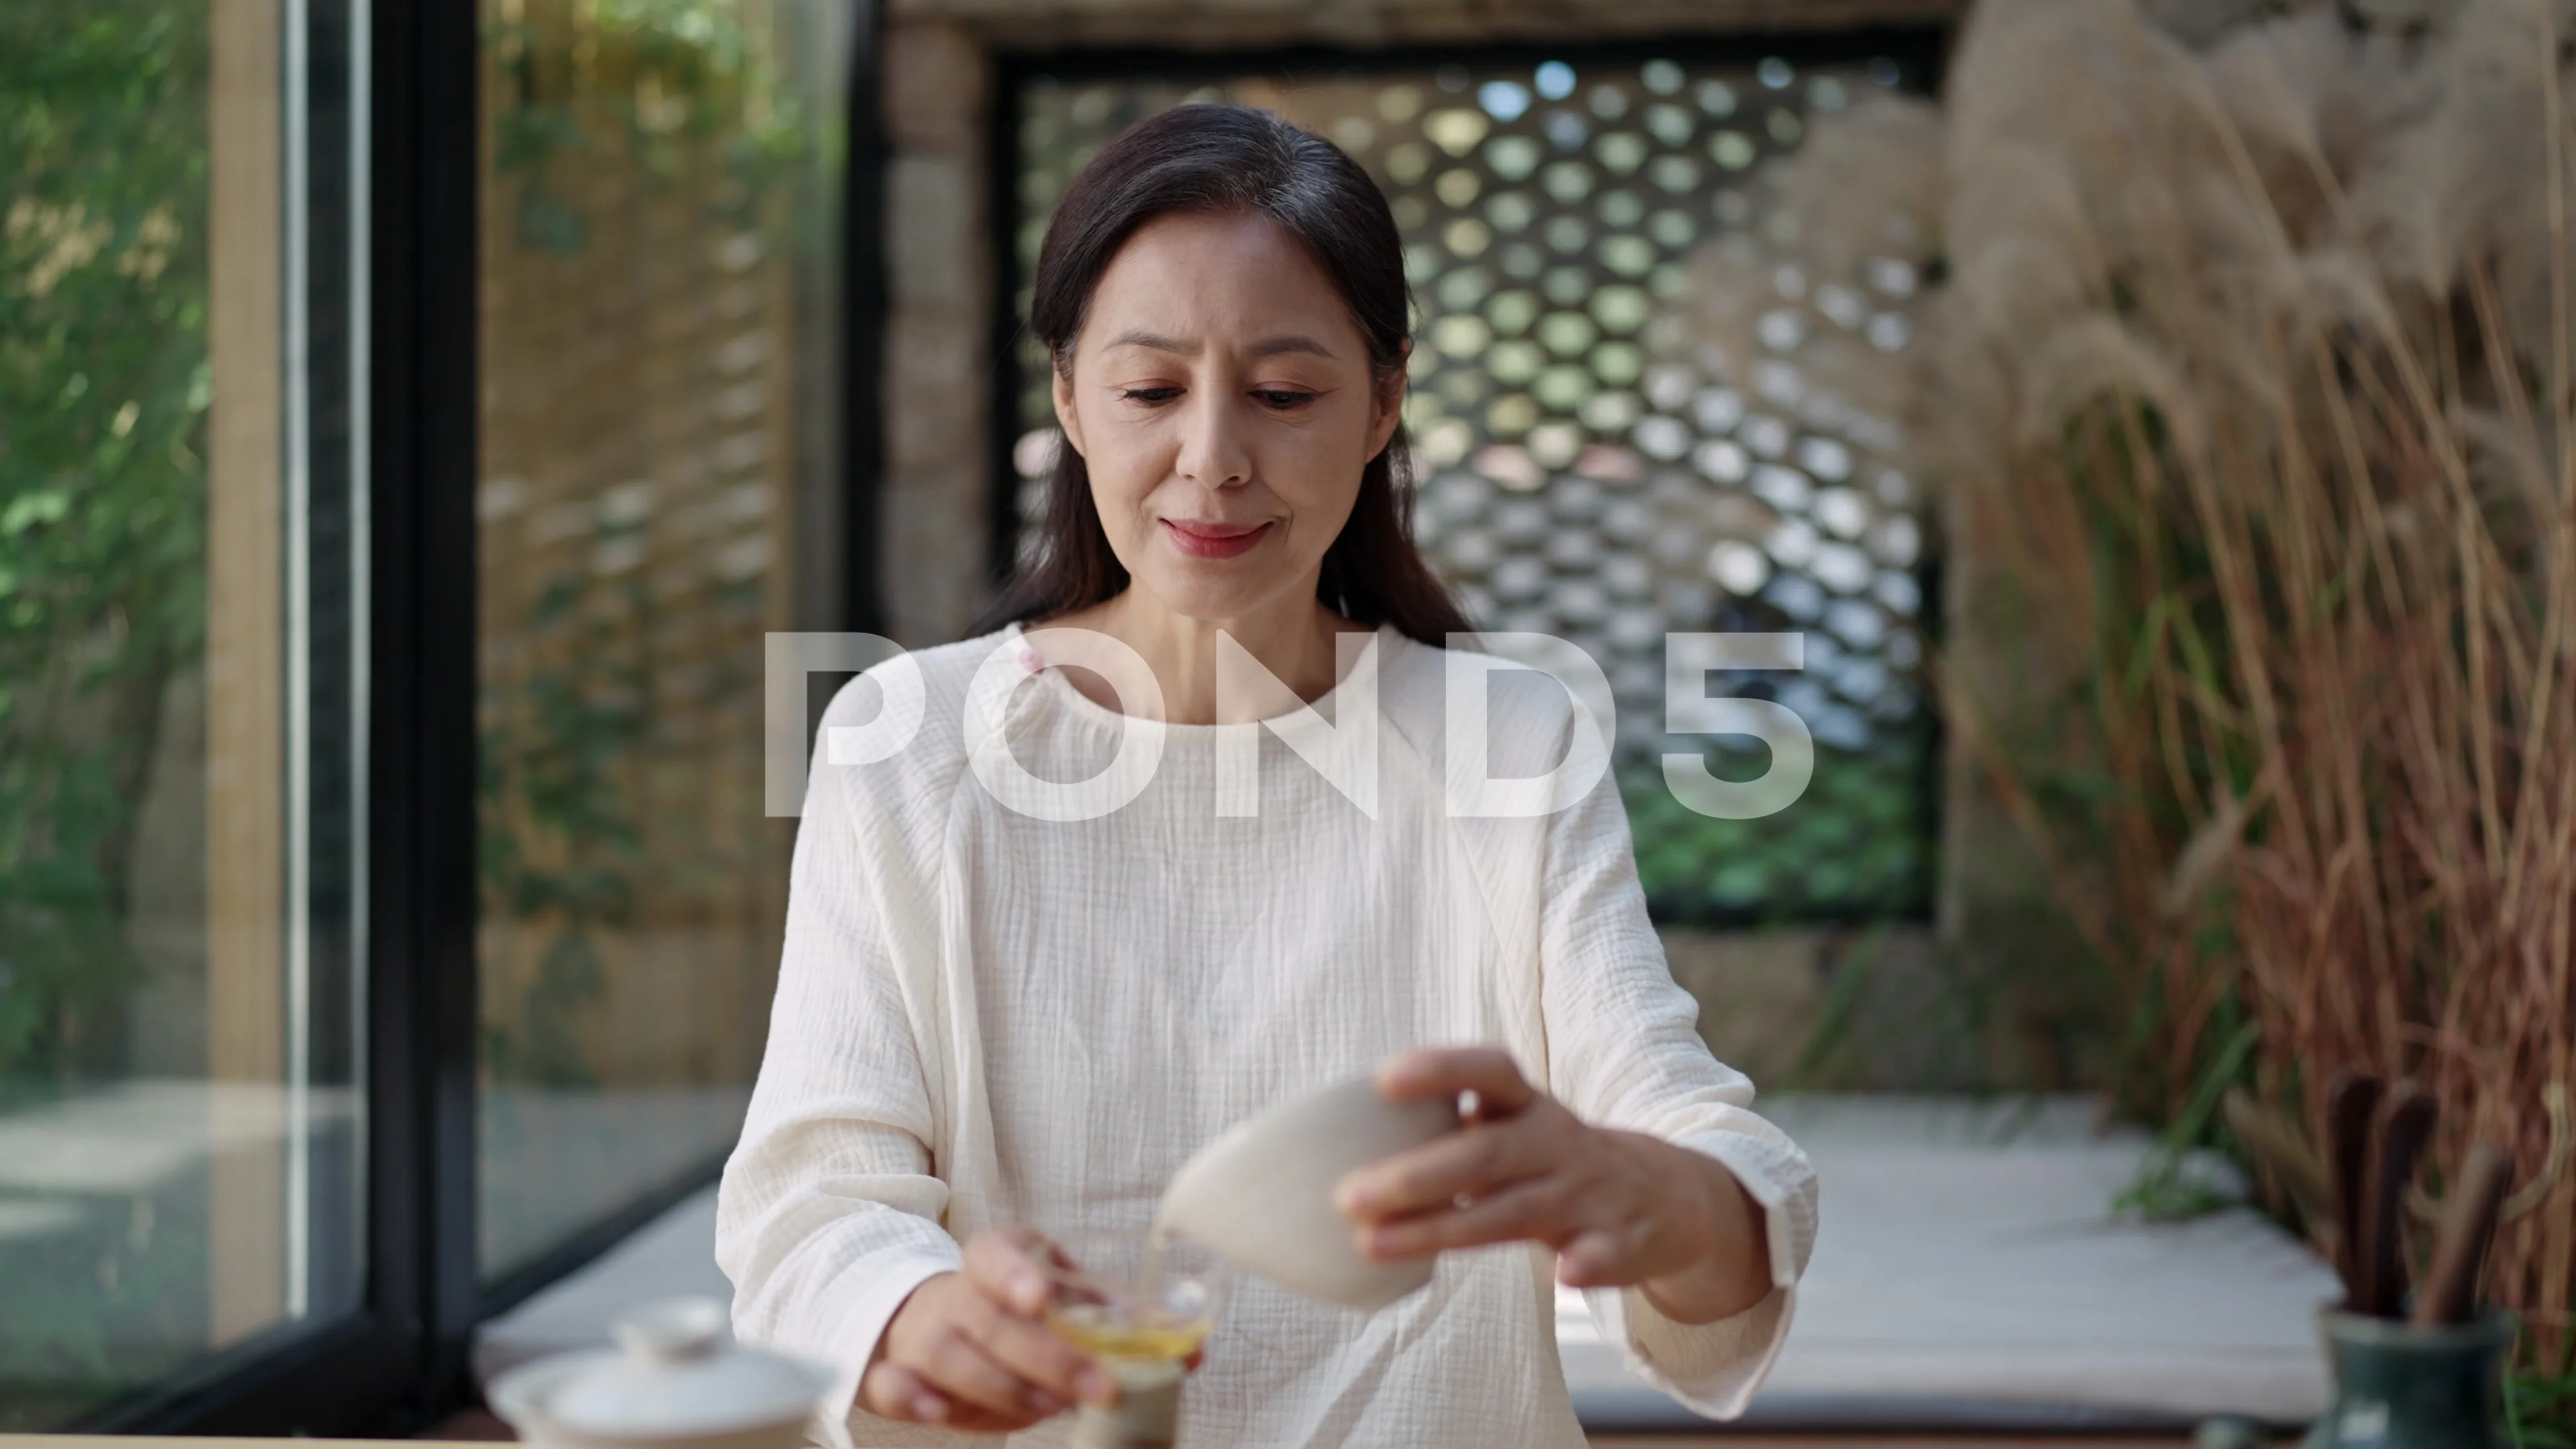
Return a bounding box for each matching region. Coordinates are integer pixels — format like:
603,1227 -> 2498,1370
1130,565 -> 1301,625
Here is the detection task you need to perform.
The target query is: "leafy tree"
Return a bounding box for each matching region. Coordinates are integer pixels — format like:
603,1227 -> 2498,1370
0,3 -> 212,1099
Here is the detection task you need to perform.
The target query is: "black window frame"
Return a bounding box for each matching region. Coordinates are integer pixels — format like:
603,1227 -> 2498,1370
65,0 -> 888,1432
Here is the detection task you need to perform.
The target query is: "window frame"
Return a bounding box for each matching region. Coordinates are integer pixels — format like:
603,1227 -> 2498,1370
69,0 -> 890,1432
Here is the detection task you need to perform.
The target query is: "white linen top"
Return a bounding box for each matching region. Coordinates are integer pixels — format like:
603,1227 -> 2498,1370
716,621 -> 1819,1448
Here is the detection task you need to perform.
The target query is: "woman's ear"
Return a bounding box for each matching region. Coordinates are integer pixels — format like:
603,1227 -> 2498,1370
1366,340 -> 1410,460
1051,360 -> 1087,459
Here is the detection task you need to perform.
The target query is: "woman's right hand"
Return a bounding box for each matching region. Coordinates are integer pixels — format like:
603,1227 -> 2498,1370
860,1226 -> 1119,1432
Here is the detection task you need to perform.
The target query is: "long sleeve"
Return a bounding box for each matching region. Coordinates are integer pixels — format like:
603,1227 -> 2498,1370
718,629 -> 1811,1448
715,697 -> 964,1442
1536,759 -> 1819,1419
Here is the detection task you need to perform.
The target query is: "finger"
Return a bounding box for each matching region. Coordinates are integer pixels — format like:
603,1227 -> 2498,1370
920,1329 -> 1060,1424
1358,1178 -> 1572,1260
1556,1224 -> 1646,1287
859,1360 -> 953,1424
1336,1114 -> 1556,1220
966,1299 -> 1118,1407
1377,1046 -> 1537,1114
965,1229 -> 1059,1318
992,1222 -> 1076,1270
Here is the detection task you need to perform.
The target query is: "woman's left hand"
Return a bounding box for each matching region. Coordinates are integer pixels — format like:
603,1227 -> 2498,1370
1332,1046 -> 1772,1326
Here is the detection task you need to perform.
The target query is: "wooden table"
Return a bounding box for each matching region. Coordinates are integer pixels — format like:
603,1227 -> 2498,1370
1589,1440 -> 2194,1448
10,1423 -> 2205,1433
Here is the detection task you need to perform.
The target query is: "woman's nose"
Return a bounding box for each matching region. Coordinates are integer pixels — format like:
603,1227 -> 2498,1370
1175,393 -> 1252,488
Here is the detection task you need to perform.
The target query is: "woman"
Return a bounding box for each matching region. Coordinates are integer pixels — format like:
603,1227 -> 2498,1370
717,103 -> 1816,1447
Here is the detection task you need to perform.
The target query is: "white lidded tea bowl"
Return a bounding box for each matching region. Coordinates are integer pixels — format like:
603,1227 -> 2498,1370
490,1296 -> 835,1449
1157,1071 -> 1463,1311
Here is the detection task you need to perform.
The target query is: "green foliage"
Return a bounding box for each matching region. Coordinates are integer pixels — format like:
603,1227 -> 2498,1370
478,561 -> 653,1090
2507,1345 -> 2576,1449
0,2 -> 211,1095
2114,1016 -> 2257,1222
486,0 -> 808,254
1623,742 -> 1933,922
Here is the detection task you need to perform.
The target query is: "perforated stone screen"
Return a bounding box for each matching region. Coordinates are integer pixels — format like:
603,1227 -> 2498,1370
1004,48 -> 1936,923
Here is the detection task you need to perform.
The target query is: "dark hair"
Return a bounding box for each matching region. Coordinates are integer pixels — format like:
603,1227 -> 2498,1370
965,103 -> 1470,645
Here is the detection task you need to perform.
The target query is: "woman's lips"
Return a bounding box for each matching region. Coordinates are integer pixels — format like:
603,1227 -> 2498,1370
1161,519 -> 1273,559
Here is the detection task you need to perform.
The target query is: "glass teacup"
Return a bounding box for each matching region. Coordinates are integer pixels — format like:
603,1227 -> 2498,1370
1036,1229 -> 1228,1367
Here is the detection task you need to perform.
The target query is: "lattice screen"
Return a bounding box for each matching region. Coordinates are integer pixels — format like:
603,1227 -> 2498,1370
1006,51 -> 1935,922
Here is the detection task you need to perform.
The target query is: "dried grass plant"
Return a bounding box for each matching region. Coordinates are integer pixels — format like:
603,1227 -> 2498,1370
1746,0 -> 2576,1394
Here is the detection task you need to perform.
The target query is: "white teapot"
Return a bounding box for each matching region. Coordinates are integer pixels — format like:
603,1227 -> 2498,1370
489,1297 -> 835,1449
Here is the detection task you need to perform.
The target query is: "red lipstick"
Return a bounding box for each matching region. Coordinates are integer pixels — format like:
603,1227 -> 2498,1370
1162,519 -> 1273,559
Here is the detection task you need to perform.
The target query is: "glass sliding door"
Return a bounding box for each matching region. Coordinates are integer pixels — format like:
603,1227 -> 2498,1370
0,0 -> 863,1417
473,0 -> 851,1283
0,0 -> 366,1426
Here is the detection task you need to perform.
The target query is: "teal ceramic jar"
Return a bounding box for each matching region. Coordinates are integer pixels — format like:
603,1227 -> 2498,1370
2302,1309 -> 2512,1449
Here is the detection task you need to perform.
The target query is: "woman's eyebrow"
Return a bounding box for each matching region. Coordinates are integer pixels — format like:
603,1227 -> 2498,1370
1106,329 -> 1194,354
1101,329 -> 1338,360
1247,335 -> 1337,359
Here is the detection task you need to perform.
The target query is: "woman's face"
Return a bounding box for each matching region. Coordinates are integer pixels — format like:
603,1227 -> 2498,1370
1054,209 -> 1405,624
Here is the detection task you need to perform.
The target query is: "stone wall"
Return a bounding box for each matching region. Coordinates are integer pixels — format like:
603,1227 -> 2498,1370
879,21 -> 998,648
893,0 -> 1966,49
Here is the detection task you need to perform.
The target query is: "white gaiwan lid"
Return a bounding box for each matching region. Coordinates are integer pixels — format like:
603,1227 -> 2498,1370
531,1297 -> 833,1440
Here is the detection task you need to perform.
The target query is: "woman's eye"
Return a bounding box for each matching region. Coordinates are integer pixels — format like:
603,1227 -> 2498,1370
1118,386 -> 1182,405
1252,389 -> 1317,409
